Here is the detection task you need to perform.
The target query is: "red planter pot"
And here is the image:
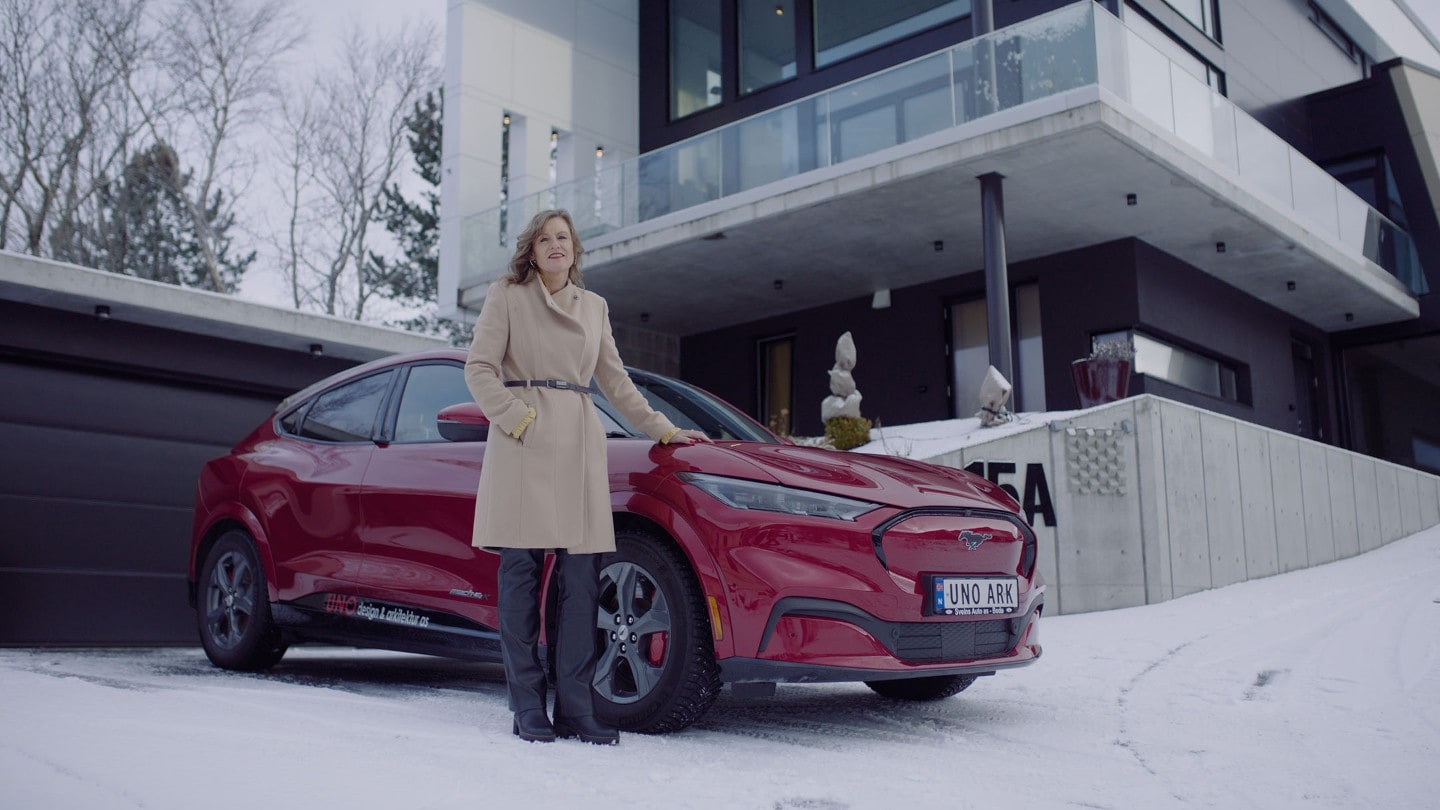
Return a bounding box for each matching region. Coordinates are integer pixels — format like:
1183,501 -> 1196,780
1071,357 -> 1132,408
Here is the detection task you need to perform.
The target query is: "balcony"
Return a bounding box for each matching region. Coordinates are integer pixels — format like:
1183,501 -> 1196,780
457,1 -> 1423,334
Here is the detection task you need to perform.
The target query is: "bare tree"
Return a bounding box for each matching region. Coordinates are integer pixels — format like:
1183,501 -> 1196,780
0,0 -> 152,259
278,21 -> 440,319
270,80 -> 324,310
131,0 -> 301,291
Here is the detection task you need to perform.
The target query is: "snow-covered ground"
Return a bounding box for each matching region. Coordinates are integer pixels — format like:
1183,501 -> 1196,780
852,410 -> 1075,459
4,526 -> 1438,809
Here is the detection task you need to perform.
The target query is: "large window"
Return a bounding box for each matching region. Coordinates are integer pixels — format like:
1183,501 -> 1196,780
1160,0 -> 1217,39
814,0 -> 969,68
949,284 -> 1045,417
741,0 -> 796,95
1309,1 -> 1370,71
1094,330 -> 1240,401
670,0 -> 723,119
1124,4 -> 1224,90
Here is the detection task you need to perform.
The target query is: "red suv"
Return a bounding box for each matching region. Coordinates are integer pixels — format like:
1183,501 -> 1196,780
188,350 -> 1043,732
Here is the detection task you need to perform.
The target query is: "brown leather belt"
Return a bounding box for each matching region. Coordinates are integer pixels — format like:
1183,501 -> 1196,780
504,379 -> 600,396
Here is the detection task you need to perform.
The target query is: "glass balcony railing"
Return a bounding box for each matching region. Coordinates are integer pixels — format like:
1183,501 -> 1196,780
460,1 -> 1426,296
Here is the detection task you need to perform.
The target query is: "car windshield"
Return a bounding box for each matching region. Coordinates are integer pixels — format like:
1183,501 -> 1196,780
596,374 -> 779,443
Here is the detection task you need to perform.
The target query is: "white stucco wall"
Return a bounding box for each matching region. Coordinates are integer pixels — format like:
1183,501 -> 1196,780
439,0 -> 639,318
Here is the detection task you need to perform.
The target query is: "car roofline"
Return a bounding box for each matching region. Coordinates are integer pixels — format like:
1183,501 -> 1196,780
275,348 -> 466,413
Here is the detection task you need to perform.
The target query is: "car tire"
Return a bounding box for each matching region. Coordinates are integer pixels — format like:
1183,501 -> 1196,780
197,530 -> 286,671
592,529 -> 721,734
865,674 -> 976,701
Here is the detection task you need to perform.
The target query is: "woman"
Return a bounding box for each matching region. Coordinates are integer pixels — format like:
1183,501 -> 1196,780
465,209 -> 709,745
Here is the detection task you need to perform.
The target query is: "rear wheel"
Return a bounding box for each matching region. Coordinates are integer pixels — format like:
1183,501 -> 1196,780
865,674 -> 976,701
197,530 -> 286,671
592,529 -> 720,733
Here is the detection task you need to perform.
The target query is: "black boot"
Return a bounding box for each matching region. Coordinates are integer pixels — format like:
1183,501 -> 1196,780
554,714 -> 618,745
513,709 -> 557,743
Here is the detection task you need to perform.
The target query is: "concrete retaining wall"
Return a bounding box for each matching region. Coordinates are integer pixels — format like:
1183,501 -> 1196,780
923,395 -> 1440,615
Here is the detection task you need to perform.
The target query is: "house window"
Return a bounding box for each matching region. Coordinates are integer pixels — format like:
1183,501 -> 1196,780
813,0 -> 968,68
948,283 -> 1044,418
1124,4 -> 1225,90
1309,1 -> 1371,71
1094,330 -> 1241,401
1160,0 -> 1218,39
741,0 -> 797,95
758,335 -> 795,435
671,0 -> 723,119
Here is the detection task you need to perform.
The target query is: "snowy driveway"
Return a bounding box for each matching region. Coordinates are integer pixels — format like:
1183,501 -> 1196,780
4,527 -> 1439,809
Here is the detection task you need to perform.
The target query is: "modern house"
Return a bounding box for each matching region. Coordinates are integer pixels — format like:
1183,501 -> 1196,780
441,0 -> 1440,472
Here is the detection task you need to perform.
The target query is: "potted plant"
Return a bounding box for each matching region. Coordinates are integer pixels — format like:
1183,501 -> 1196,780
1071,337 -> 1134,408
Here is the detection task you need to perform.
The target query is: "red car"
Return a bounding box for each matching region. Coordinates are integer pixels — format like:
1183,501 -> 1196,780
188,349 -> 1043,733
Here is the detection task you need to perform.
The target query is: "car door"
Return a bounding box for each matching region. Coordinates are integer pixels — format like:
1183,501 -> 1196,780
246,368 -> 395,600
354,361 -> 500,633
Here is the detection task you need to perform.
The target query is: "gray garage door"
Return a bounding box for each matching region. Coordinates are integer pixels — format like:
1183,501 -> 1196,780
0,357 -> 281,644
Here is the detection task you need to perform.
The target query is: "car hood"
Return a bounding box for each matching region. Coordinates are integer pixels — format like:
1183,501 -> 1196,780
679,442 -> 1020,513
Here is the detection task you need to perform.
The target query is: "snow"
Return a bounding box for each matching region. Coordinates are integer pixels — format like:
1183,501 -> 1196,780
852,410 -> 1082,460
4,526 -> 1439,809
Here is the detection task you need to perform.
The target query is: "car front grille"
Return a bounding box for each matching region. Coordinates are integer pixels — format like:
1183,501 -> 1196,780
890,617 -> 1018,663
759,596 -> 1039,666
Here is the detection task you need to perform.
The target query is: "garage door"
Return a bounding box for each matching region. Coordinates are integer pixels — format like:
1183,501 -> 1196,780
0,357 -> 280,644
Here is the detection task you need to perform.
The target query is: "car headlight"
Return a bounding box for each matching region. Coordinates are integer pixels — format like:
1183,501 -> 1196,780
676,472 -> 880,521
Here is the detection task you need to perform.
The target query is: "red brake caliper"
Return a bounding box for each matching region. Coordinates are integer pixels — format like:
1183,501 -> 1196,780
646,632 -> 668,666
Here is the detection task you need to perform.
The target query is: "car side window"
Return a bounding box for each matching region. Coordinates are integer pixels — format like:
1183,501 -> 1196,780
295,370 -> 395,443
393,363 -> 473,443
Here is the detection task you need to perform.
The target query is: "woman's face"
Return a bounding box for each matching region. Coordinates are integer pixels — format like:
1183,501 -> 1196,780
532,217 -> 574,281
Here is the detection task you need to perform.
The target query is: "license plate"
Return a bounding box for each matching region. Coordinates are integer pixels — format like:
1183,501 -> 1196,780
933,576 -> 1018,615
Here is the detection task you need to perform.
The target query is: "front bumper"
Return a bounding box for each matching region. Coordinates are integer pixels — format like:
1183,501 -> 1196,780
719,597 -> 1042,684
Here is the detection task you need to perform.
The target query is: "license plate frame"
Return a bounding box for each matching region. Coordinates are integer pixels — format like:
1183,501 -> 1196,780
930,575 -> 1018,616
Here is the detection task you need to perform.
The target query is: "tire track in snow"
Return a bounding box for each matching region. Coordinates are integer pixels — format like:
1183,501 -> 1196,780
1114,637 -> 1204,802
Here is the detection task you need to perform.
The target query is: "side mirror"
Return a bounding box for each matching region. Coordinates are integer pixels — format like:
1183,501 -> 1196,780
437,402 -> 490,442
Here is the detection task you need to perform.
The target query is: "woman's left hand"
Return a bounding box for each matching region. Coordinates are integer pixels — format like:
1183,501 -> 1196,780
666,429 -> 712,445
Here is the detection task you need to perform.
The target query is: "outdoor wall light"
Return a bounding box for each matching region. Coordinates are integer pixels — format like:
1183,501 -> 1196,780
502,114 -> 510,126
1216,241 -> 1226,253
1286,280 -> 1296,291
309,343 -> 324,357
775,4 -> 784,14
94,304 -> 111,320
773,279 -> 784,291
1126,193 -> 1137,206
595,146 -> 604,158
640,312 -> 650,324
933,240 -> 944,252
1345,312 -> 1354,322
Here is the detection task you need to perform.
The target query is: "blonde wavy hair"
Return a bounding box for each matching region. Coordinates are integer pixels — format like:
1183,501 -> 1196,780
504,209 -> 585,287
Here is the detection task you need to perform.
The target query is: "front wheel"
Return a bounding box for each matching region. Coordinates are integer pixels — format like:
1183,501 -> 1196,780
197,530 -> 286,671
592,529 -> 720,733
865,673 -> 976,701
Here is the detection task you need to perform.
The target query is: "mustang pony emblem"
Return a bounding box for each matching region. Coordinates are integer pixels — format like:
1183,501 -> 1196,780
959,530 -> 992,550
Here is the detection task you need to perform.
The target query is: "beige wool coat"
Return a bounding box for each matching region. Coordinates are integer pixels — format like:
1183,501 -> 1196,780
464,277 -> 679,553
